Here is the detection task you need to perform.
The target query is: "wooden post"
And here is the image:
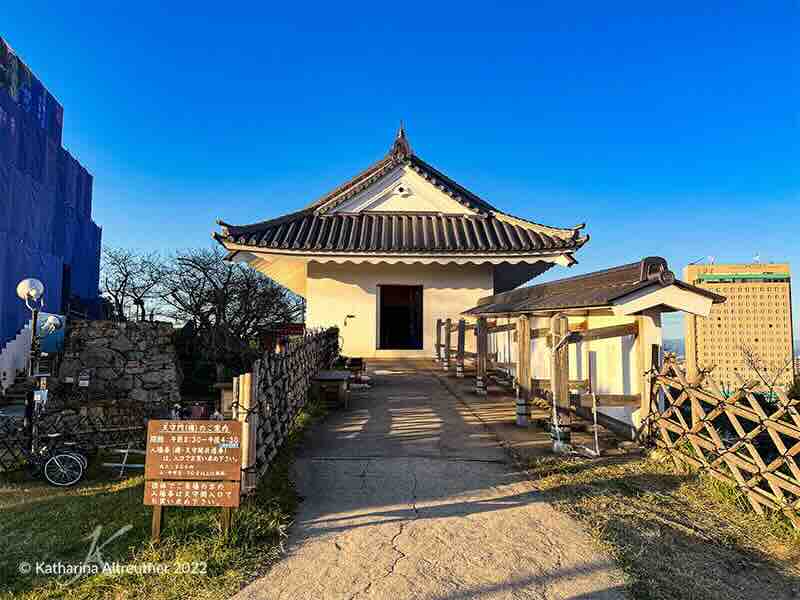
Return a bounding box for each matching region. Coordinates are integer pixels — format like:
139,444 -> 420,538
456,319 -> 466,378
515,316 -> 531,427
151,506 -> 164,542
435,318 -> 443,362
221,507 -> 232,538
475,317 -> 488,395
443,318 -> 452,372
550,313 -> 571,449
231,375 -> 240,419
685,308 -> 699,385
238,371 -> 250,442
238,368 -> 259,495
635,310 -> 662,440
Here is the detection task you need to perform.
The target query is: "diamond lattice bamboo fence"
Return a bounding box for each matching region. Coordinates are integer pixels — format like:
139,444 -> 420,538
645,357 -> 800,527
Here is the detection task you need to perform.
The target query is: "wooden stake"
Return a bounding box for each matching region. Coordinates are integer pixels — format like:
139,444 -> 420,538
550,313 -> 571,448
435,319 -> 443,362
151,506 -> 164,543
221,507 -> 232,538
475,317 -> 488,395
456,319 -> 466,378
443,318 -> 452,372
239,371 -> 256,494
515,316 -> 531,427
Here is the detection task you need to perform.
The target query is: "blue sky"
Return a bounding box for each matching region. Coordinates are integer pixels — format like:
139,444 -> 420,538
4,2 -> 798,339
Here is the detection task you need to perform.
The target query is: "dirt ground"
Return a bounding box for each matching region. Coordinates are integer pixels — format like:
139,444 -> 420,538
234,361 -> 625,600
437,362 -> 800,600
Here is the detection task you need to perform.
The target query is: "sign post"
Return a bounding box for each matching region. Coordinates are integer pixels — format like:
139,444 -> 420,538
144,420 -> 242,542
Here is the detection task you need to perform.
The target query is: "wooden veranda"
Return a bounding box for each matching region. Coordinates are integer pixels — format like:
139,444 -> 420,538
436,257 -> 725,446
435,314 -> 658,443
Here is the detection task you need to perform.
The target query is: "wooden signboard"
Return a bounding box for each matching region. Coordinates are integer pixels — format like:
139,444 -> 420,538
144,420 -> 242,541
144,420 -> 242,482
144,480 -> 240,508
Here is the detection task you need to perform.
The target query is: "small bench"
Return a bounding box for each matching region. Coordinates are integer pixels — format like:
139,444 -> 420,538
311,370 -> 352,409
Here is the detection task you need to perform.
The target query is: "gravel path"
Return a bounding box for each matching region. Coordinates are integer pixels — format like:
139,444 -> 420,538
234,363 -> 626,600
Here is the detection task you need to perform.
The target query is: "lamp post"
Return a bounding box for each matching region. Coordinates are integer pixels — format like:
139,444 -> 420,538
16,278 -> 45,442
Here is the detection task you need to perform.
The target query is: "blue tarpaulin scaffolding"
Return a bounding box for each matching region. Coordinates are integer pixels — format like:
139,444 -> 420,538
0,36 -> 101,349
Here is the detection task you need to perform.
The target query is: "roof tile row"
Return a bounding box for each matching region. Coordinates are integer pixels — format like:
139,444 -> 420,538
464,257 -> 725,315
228,212 -> 583,254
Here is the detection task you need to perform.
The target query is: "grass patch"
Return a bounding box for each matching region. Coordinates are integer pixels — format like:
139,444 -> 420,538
528,452 -> 800,600
0,400 -> 328,600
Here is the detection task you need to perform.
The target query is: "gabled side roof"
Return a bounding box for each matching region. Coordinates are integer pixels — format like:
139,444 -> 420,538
464,257 -> 726,316
214,127 -> 588,259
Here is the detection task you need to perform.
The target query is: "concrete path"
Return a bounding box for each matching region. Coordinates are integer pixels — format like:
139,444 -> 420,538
235,362 -> 626,600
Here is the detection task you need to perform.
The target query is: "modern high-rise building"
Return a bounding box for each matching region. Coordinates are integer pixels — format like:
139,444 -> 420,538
684,263 -> 794,390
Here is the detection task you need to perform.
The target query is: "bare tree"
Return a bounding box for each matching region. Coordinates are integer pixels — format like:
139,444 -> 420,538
738,344 -> 795,398
100,247 -> 163,321
157,246 -> 304,379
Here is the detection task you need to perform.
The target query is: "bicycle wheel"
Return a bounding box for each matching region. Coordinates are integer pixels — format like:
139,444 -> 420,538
62,451 -> 88,469
69,452 -> 88,469
43,453 -> 84,487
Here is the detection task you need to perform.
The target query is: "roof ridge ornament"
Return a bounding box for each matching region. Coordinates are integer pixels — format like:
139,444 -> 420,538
640,256 -> 675,285
389,121 -> 412,159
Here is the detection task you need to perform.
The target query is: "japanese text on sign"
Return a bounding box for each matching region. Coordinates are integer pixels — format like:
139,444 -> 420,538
145,420 -> 242,482
144,480 -> 240,508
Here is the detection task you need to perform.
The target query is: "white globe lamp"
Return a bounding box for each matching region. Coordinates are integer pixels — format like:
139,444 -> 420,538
16,278 -> 45,303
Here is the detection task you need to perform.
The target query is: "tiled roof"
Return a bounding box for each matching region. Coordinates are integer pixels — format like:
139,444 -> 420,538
215,127 -> 587,256
221,212 -> 586,254
464,257 -> 726,315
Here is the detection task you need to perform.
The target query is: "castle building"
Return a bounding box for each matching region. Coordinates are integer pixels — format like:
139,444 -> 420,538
215,128 -> 588,358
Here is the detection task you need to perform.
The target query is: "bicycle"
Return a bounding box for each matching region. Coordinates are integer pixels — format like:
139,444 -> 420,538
13,399 -> 90,487
21,440 -> 86,487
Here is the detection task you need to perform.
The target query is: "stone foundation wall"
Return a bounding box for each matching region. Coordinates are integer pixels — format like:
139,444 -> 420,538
59,320 -> 180,404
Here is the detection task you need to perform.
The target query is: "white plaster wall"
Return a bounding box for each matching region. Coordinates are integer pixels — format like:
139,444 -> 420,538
526,314 -> 641,424
489,325 -> 517,380
329,165 -> 474,215
571,315 -> 638,424
306,262 -> 493,358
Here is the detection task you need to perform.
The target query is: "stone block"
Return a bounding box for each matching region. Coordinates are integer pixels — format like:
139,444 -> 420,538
110,335 -> 134,353
59,319 -> 181,405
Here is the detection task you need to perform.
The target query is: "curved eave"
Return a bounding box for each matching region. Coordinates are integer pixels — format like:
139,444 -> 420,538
216,240 -> 580,267
494,212 -> 587,238
215,209 -> 315,237
214,229 -> 588,254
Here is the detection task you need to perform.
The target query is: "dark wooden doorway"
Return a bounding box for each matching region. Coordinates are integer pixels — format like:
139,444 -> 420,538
378,285 -> 423,349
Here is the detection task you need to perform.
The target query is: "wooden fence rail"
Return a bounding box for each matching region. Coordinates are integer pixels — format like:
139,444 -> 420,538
645,357 -> 800,527
435,311 -> 664,444
233,328 -> 339,493
435,318 -> 469,378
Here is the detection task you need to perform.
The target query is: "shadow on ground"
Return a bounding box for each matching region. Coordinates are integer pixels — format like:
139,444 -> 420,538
284,360 -> 800,600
